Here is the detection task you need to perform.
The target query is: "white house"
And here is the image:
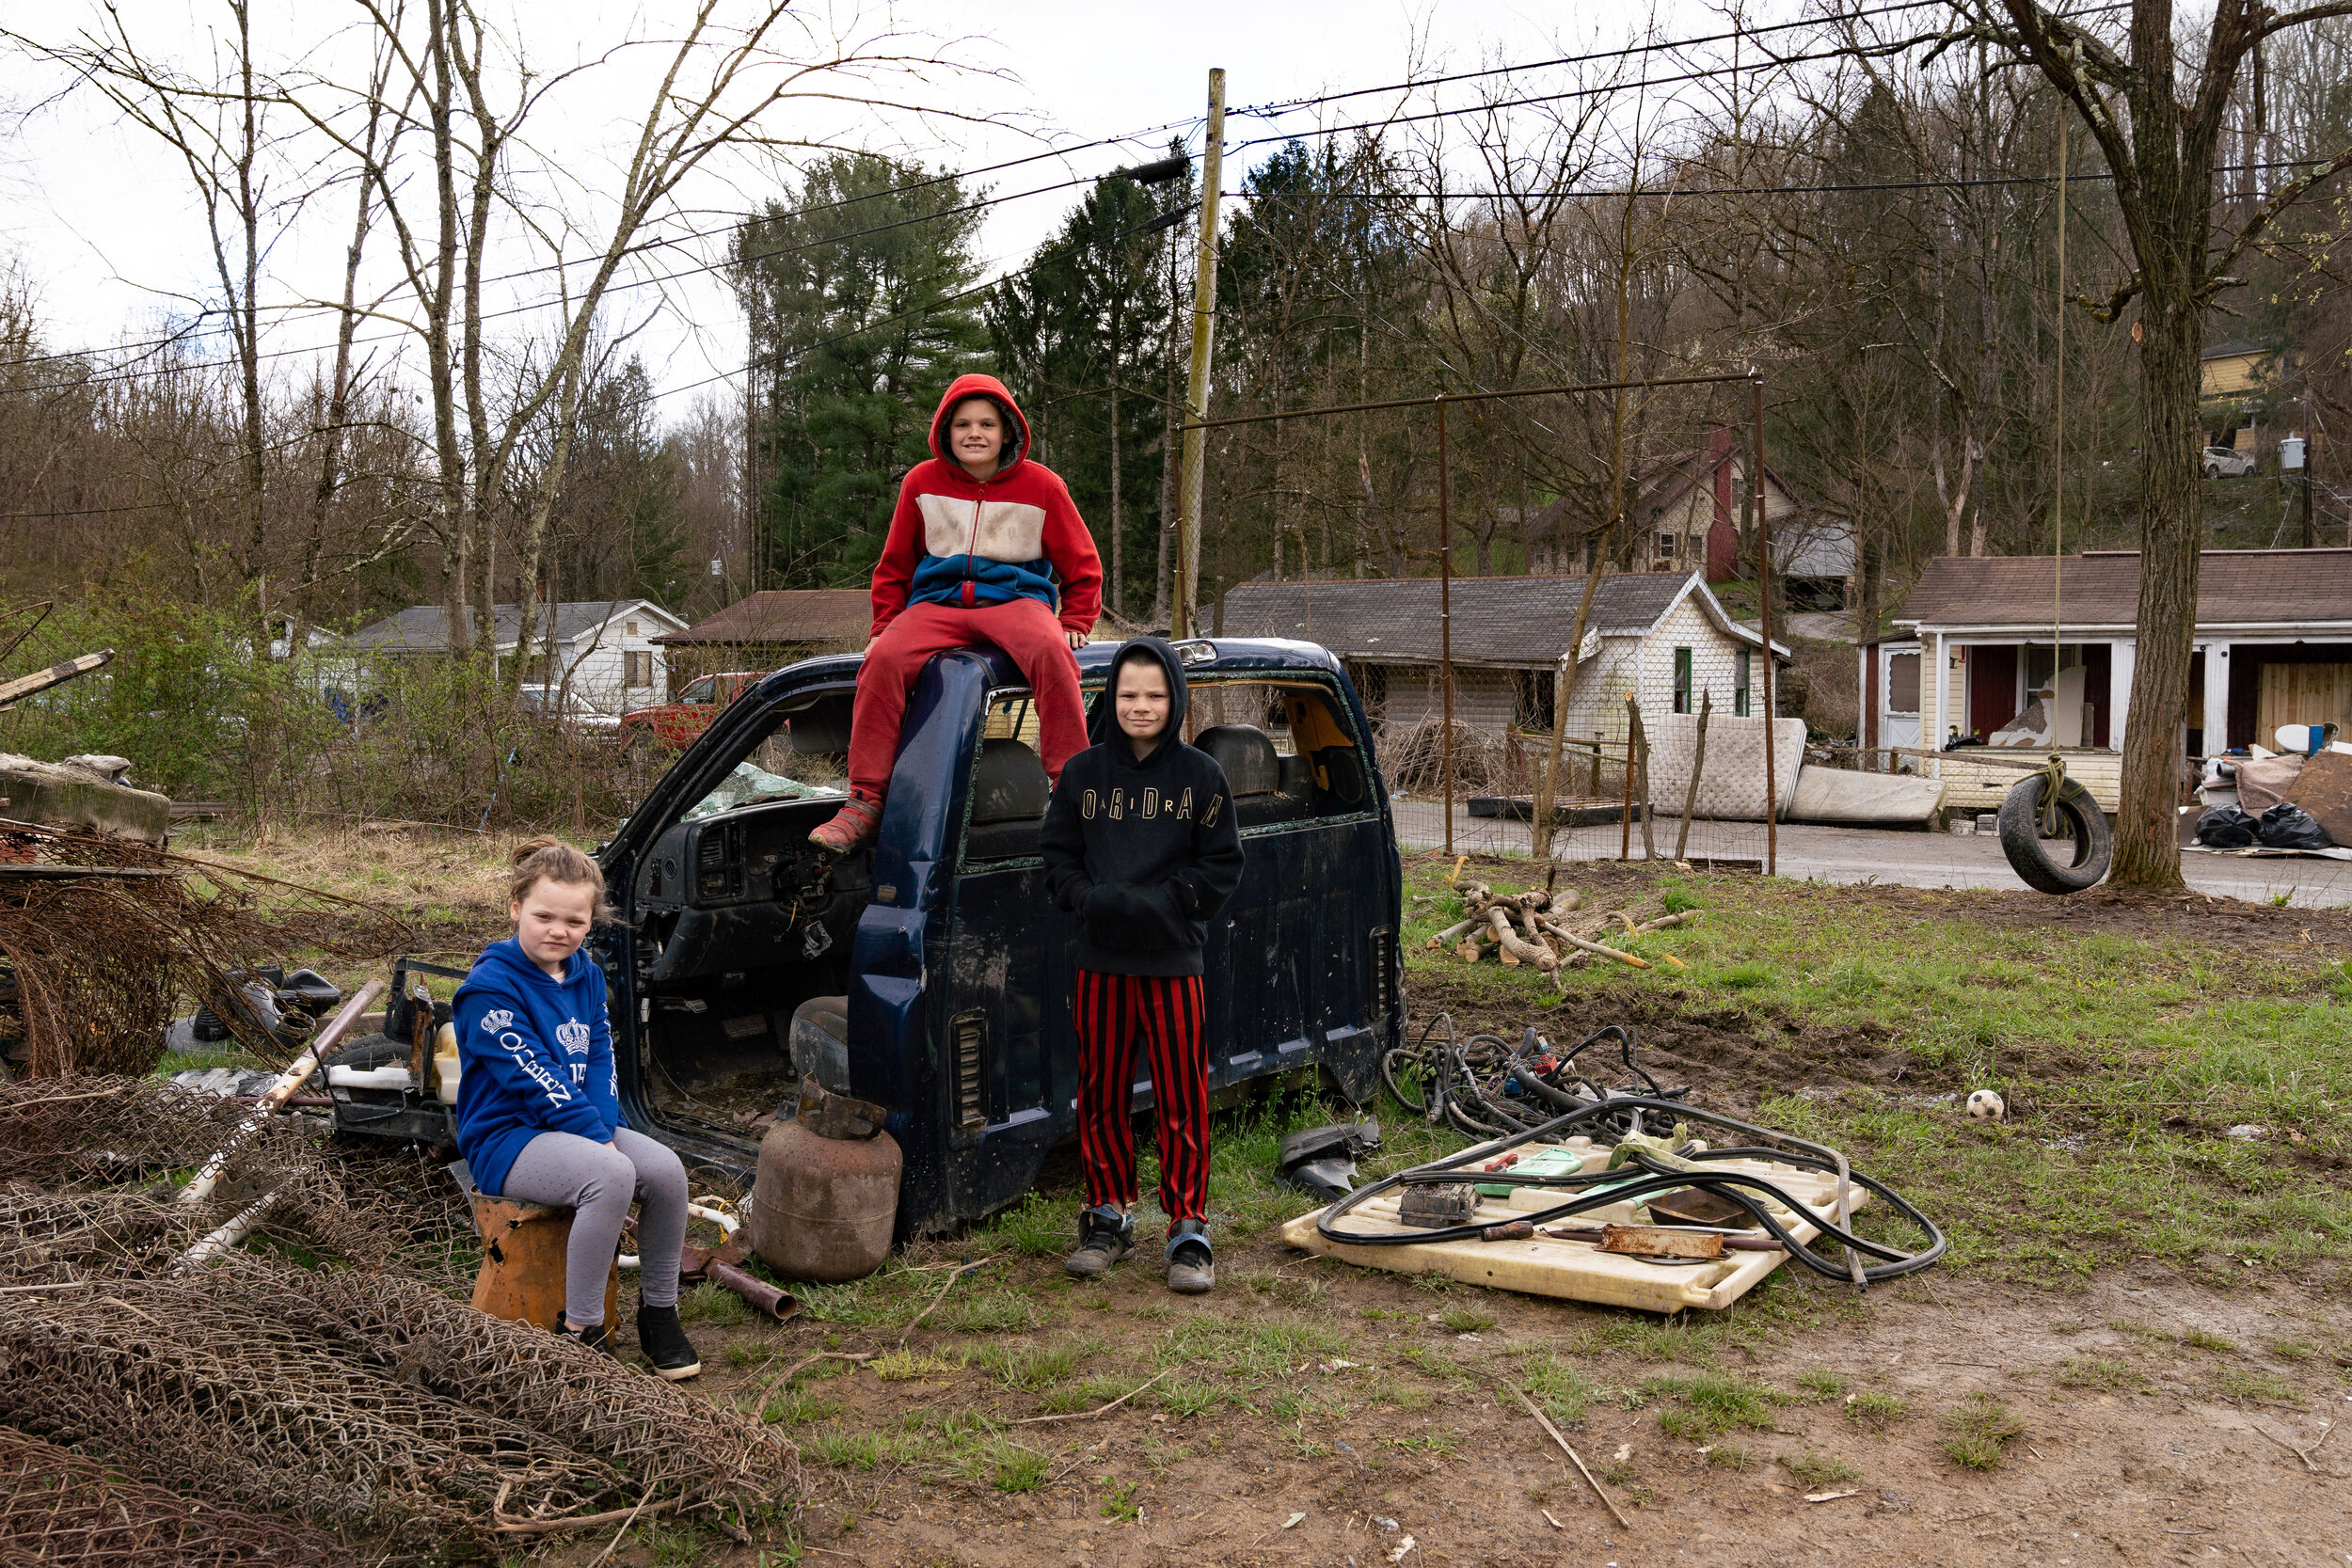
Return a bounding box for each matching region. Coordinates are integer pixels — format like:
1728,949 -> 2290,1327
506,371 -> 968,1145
1218,571 -> 1791,747
342,598 -> 688,713
1862,548 -> 2352,814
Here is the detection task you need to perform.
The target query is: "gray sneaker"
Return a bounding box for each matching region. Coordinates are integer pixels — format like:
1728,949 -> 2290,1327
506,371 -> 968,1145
1065,1205 -> 1135,1277
1166,1218 -> 1214,1294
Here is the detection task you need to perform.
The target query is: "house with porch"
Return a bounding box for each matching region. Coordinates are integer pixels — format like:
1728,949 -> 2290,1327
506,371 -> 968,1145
1863,548 -> 2352,814
1217,571 -> 1791,746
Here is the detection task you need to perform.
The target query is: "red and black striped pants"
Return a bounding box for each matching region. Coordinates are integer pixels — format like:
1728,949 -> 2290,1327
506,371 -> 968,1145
1072,969 -> 1210,1222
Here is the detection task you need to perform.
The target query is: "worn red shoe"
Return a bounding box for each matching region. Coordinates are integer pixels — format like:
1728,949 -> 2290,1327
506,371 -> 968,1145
808,795 -> 882,854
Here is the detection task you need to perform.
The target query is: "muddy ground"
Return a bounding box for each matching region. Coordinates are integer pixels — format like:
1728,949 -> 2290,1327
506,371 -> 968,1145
555,1231 -> 2347,1568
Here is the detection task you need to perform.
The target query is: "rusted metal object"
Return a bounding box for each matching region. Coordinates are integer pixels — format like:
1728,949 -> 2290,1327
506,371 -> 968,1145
1599,1222 -> 1724,1259
746,1078 -> 902,1283
1478,1219 -> 1535,1243
707,1259 -> 799,1322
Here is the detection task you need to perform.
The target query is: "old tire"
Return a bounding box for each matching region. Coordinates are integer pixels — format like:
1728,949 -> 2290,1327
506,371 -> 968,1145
1996,773 -> 2112,895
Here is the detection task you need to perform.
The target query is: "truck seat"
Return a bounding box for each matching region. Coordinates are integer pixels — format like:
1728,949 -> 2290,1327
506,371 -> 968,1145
964,737 -> 1050,859
1195,724 -> 1309,827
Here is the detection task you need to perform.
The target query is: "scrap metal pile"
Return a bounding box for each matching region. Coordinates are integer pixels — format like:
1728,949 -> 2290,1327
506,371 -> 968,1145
0,1075 -> 799,1559
0,821 -> 409,1077
1305,1015 -> 1947,1310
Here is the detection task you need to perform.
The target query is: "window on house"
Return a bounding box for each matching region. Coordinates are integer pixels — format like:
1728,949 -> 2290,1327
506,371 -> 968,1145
1734,648 -> 1753,718
624,650 -> 653,689
1673,648 -> 1693,715
1657,531 -> 1677,560
1887,652 -> 1921,713
625,619 -> 640,637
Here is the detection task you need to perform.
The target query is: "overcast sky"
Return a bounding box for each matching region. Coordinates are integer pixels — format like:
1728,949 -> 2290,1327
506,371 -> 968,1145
4,0 -> 1746,419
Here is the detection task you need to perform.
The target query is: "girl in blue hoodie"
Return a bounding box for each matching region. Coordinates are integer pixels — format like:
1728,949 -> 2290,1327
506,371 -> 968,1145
453,837 -> 700,1379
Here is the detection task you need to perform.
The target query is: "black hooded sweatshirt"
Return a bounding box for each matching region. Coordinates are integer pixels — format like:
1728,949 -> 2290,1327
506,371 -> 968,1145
1039,639 -> 1246,977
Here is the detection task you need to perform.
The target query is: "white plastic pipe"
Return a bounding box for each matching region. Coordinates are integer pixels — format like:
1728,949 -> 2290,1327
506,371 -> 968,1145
178,978 -> 386,1209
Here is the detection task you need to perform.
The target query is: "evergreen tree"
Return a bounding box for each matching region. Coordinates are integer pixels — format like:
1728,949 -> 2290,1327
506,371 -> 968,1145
990,153 -> 1185,618
735,153 -> 988,587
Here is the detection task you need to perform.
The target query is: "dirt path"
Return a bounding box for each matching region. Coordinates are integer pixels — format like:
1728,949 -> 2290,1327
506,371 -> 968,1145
577,1226 -> 2346,1568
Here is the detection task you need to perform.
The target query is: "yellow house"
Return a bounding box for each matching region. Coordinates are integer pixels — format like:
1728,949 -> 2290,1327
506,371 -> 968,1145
2201,339 -> 2272,400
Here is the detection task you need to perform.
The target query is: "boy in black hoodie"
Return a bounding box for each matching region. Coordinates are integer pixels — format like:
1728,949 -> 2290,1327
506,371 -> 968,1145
1039,639 -> 1244,1292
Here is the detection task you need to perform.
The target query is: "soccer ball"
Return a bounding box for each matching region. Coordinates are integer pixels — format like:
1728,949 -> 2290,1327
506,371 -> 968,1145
1965,1089 -> 2005,1121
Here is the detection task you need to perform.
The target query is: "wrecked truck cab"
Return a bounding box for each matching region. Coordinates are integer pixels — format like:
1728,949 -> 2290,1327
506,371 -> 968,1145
594,638 -> 1405,1237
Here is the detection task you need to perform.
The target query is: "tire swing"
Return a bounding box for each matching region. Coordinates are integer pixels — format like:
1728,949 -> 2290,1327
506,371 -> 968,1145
1996,755 -> 2111,894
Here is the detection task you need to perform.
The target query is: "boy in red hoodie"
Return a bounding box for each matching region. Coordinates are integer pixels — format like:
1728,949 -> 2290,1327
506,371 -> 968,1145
810,374 -> 1102,852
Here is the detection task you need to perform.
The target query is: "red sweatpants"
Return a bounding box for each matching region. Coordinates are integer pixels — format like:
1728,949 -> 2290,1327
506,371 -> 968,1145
1073,970 -> 1210,1222
848,599 -> 1085,801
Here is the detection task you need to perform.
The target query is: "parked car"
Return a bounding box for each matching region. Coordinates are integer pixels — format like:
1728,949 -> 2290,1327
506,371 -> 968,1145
591,638 -> 1405,1235
519,684 -> 620,734
2203,445 -> 2256,479
620,670 -> 766,750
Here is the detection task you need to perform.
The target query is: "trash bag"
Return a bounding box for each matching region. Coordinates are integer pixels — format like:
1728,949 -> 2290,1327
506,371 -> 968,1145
2255,801 -> 2332,850
2196,804 -> 2260,847
1278,1120 -> 1381,1198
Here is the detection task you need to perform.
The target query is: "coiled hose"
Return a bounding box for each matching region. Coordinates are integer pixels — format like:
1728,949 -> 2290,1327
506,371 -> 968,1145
1317,1093 -> 1946,1286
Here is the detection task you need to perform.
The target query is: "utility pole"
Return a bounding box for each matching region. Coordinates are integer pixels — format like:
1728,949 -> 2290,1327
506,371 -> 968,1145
1172,68 -> 1226,641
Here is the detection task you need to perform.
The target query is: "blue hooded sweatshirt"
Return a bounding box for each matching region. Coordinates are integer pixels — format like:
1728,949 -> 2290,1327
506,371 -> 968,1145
451,937 -> 621,1197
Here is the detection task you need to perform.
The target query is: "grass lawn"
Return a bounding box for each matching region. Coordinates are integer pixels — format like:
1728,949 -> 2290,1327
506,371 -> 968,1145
136,830 -> 2352,1564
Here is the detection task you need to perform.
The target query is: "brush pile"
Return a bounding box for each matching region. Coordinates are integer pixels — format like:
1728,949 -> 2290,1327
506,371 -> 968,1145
1376,716 -> 1506,796
0,820 -> 410,1077
1426,874 -> 1697,988
0,1075 -> 800,1560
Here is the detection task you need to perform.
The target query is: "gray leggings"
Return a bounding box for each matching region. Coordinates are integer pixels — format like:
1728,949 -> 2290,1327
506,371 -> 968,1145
499,1125 -> 687,1325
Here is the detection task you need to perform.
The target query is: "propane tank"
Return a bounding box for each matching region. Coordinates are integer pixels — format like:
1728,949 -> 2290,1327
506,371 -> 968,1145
747,1077 -> 900,1282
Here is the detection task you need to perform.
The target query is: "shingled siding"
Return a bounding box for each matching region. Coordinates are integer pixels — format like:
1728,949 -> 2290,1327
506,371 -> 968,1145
1377,665 -> 1520,731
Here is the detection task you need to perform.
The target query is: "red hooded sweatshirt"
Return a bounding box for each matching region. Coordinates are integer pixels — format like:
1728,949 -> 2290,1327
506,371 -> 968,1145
869,374 -> 1103,640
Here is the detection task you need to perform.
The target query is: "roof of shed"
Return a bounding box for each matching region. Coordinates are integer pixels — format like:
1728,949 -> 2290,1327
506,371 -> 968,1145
657,590 -> 873,646
1894,550 -> 2352,630
1218,572 -> 1785,667
346,599 -> 680,652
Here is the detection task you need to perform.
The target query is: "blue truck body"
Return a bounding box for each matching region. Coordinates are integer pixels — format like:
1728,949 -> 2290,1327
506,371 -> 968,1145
592,637 -> 1404,1234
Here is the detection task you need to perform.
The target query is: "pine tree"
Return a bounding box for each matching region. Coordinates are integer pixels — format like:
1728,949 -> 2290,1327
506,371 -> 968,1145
990,159 -> 1184,618
734,153 -> 988,587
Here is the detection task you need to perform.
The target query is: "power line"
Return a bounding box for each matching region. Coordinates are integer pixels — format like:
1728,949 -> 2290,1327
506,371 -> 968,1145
0,3 -> 2141,407
0,117 -> 1209,378
1216,157 -> 2343,203
0,165 -> 1155,399
1230,0 -> 1958,117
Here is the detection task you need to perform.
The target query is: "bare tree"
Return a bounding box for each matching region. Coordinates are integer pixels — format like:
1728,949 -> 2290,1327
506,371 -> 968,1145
1948,0 -> 2352,887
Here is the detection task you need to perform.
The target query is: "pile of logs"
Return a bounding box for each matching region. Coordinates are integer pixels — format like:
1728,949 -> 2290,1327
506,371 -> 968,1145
1426,875 -> 1698,989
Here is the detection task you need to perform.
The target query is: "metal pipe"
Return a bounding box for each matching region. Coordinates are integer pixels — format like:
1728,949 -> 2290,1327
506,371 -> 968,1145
1753,377 -> 1777,877
1439,395 -> 1453,857
1184,369 -> 1758,433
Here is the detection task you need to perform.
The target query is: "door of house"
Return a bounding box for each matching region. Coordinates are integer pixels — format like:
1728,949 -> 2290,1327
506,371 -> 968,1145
1967,645 -> 2019,740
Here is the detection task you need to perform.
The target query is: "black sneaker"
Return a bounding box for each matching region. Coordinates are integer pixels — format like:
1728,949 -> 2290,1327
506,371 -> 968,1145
633,1301 -> 703,1381
557,1311 -> 613,1354
1166,1218 -> 1215,1294
1064,1205 -> 1135,1278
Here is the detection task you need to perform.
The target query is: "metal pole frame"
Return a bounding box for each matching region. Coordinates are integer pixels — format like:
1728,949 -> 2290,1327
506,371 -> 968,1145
1754,377 -> 1777,878
1438,398 -> 1453,856
1172,368 -> 1767,864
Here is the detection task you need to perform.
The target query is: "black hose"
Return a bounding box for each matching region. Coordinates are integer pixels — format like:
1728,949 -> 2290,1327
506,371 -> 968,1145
1316,1093 -> 1946,1285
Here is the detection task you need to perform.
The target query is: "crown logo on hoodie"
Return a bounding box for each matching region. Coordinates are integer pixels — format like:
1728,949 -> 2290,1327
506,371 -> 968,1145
480,1008 -> 516,1033
556,1020 -> 591,1055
